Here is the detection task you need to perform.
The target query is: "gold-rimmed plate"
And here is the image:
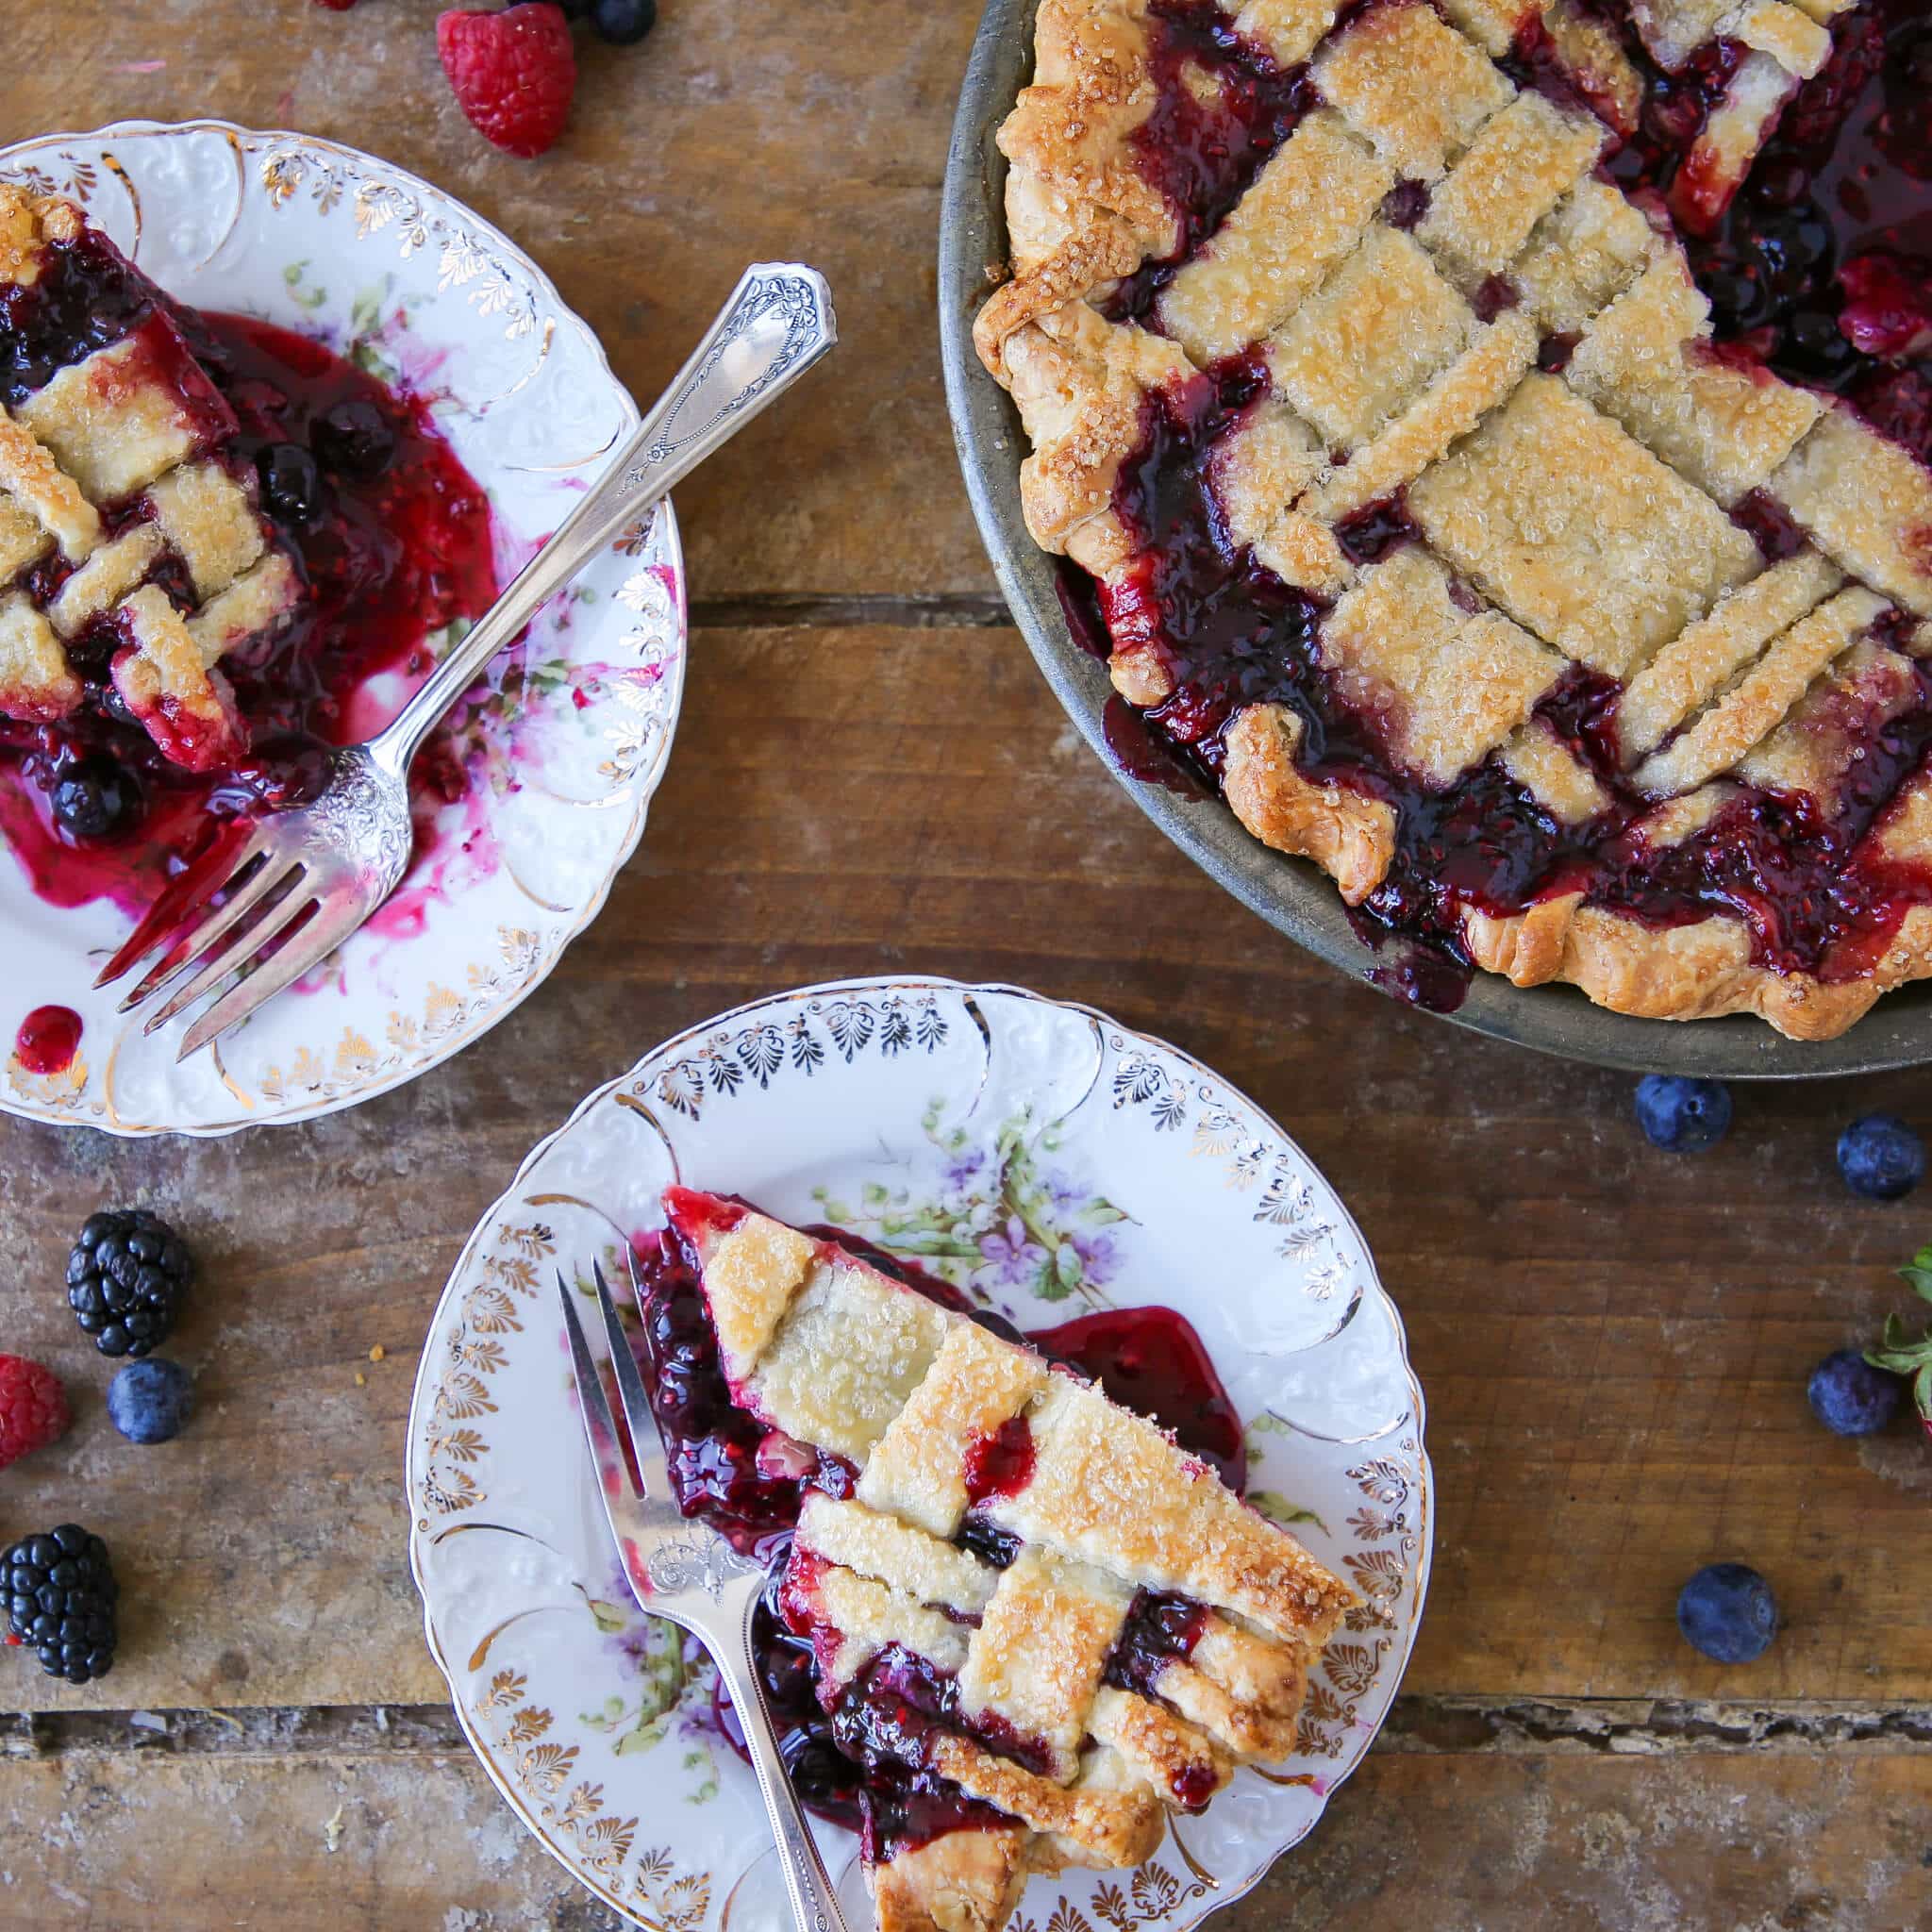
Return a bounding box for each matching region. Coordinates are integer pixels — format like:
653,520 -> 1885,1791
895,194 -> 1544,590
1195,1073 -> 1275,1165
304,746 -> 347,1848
0,122 -> 685,1135
407,975 -> 1432,1930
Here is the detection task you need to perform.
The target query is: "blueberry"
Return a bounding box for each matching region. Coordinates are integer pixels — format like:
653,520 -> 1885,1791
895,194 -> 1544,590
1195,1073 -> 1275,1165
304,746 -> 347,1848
1807,1349 -> 1902,1436
1676,1562 -> 1778,1664
759,1641 -> 813,1708
1837,1114 -> 1924,1201
257,441 -> 324,523
1780,308 -> 1858,382
50,758 -> 138,841
592,0 -> 657,43
310,398 -> 395,478
105,1357 -> 192,1445
1634,1075 -> 1733,1153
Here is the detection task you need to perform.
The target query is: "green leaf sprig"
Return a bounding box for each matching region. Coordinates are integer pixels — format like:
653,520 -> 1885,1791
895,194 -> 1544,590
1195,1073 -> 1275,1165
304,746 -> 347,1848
1865,1245 -> 1932,1435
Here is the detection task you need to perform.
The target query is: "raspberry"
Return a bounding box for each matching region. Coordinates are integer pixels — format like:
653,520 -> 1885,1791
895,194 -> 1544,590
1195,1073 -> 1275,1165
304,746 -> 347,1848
437,5 -> 576,159
0,1356 -> 70,1472
312,0 -> 358,10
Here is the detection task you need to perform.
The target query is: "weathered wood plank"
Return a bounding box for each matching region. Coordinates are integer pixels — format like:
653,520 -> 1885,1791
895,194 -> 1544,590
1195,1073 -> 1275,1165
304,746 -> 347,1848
0,0 -> 999,599
0,1728 -> 1925,1929
1,624 -> 1929,1719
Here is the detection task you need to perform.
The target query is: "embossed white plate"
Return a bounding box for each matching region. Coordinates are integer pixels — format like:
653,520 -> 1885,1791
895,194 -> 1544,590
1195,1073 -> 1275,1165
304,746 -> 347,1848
408,976 -> 1432,1932
0,122 -> 686,1136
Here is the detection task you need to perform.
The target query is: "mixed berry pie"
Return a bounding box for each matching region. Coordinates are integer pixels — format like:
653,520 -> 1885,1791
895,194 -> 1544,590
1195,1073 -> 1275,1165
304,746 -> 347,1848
0,180 -> 495,914
636,1188 -> 1354,1932
975,0 -> 1932,1038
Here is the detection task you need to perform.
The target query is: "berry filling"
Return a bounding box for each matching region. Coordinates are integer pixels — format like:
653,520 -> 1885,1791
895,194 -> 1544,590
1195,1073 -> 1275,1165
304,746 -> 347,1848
1081,1 -> 1932,1010
960,1414 -> 1037,1504
625,1202 -> 1248,1853
0,235 -> 499,917
1101,0 -> 1321,325
0,224 -> 156,407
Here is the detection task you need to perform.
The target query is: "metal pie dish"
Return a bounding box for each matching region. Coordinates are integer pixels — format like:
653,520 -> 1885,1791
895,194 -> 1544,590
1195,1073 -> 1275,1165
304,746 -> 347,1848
937,0 -> 1932,1080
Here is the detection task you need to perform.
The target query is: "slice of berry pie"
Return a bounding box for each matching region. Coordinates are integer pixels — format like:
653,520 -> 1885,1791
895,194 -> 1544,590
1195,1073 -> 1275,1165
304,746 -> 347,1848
975,0 -> 1932,1038
640,1188 -> 1354,1932
1,177 -> 499,915
0,184 -> 297,773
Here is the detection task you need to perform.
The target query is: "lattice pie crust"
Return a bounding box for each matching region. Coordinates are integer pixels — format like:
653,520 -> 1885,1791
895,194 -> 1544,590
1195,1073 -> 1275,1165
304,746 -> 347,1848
974,0 -> 1932,1040
666,1189 -> 1354,1932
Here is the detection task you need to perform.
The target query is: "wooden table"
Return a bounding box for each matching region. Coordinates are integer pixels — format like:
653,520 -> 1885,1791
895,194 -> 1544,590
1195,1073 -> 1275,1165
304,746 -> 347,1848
3,4 -> 1929,1925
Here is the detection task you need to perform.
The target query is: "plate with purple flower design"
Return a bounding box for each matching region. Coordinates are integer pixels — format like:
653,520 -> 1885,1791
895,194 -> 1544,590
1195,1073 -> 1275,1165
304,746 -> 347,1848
0,122 -> 685,1136
407,975 -> 1431,1931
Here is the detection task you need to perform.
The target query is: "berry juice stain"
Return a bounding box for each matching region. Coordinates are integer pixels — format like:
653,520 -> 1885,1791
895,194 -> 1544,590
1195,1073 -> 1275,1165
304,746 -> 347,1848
12,1005 -> 81,1076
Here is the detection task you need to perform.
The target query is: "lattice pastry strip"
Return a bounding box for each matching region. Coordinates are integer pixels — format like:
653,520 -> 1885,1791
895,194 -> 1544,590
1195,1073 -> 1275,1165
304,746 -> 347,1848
1267,226 -> 1479,450
1317,546 -> 1564,786
1408,375 -> 1760,676
1629,585 -> 1892,797
1464,627 -> 1931,1036
1513,179 -> 1657,333
1564,248 -> 1822,506
0,595 -> 80,723
1770,408 -> 1932,618
1616,550 -> 1844,765
1156,110 -> 1395,365
1312,0 -> 1516,181
1414,91 -> 1606,283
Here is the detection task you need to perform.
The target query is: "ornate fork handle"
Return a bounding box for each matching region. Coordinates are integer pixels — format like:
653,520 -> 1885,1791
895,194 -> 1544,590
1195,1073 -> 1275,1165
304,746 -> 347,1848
369,263 -> 836,776
714,1587 -> 851,1932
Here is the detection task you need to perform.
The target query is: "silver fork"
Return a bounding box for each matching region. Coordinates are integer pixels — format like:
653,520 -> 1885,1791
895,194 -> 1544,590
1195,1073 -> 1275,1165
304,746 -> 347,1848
558,1260 -> 852,1932
97,264 -> 837,1059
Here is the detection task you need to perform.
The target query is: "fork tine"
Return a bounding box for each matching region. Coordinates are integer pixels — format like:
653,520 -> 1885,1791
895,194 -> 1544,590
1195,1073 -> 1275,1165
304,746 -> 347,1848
591,1260 -> 661,1474
94,821 -> 270,990
145,874 -> 313,1033
119,853 -> 294,1016
557,1268 -> 641,1502
173,889 -> 368,1060
173,893 -> 335,1059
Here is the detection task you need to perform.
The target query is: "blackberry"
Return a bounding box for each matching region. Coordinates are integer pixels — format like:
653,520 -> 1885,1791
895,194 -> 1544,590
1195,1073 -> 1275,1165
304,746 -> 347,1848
5,1524 -> 118,1683
66,1208 -> 194,1357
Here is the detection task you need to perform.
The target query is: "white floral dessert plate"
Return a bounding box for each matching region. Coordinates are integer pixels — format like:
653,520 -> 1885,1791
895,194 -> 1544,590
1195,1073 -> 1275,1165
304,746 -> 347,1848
407,975 -> 1431,1931
0,122 -> 685,1137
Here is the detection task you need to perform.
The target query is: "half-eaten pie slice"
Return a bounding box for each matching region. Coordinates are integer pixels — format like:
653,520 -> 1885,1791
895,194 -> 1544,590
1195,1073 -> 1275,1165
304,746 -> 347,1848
0,183 -> 298,772
641,1188 -> 1355,1932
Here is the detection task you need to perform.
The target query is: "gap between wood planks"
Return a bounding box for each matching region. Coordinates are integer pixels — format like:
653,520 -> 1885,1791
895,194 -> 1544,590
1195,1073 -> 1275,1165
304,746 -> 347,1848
689,592 -> 1012,629
4,1696 -> 1929,1762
